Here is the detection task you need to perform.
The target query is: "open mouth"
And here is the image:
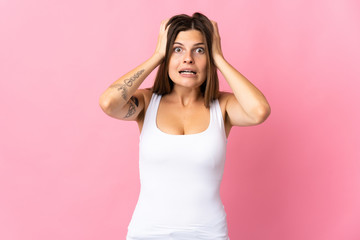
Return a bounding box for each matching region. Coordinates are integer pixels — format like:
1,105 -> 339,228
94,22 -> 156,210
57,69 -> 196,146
179,70 -> 197,75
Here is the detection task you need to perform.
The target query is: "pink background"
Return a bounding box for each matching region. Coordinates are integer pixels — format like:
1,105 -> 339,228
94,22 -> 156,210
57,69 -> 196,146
1,0 -> 359,240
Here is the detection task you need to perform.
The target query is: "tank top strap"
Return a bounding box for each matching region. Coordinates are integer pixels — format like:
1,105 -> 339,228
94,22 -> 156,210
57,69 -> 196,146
140,93 -> 161,140
211,99 -> 227,140
146,93 -> 161,122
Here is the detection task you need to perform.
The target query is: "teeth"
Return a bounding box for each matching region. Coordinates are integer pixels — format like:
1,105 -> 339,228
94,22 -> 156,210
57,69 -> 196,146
179,70 -> 196,74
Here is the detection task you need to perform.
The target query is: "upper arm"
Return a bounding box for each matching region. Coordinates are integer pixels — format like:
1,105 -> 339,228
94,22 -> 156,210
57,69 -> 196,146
220,92 -> 269,127
100,89 -> 150,122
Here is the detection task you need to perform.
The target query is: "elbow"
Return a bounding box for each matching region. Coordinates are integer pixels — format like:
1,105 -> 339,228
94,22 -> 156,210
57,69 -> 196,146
99,94 -> 112,114
99,93 -> 127,117
253,104 -> 271,124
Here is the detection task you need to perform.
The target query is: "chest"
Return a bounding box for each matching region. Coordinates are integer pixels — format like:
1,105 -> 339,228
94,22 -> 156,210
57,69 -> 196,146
156,102 -> 210,135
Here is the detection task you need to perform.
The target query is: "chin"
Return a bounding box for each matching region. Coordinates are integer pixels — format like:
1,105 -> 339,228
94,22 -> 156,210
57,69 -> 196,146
170,74 -> 205,87
171,78 -> 204,89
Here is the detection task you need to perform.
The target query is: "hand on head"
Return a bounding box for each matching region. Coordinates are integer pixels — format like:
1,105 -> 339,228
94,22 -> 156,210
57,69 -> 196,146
154,19 -> 170,59
210,20 -> 223,60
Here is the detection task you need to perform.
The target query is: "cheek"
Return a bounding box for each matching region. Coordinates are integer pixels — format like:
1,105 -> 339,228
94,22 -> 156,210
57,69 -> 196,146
198,58 -> 207,73
168,58 -> 178,79
200,60 -> 208,82
168,56 -> 179,70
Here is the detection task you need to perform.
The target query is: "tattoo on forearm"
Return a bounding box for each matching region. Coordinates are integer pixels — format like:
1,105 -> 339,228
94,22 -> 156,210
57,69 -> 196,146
124,96 -> 139,118
110,69 -> 145,100
131,96 -> 139,107
109,84 -> 127,99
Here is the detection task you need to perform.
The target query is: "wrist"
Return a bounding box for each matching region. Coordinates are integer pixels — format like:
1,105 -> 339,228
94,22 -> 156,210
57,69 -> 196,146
152,52 -> 165,62
151,52 -> 165,65
213,53 -> 225,66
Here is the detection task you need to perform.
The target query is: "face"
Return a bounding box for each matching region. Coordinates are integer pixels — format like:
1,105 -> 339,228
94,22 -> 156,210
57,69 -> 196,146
168,29 -> 207,90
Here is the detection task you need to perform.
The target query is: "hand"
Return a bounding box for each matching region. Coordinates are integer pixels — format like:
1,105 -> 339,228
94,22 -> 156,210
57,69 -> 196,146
154,19 -> 170,59
211,20 -> 224,64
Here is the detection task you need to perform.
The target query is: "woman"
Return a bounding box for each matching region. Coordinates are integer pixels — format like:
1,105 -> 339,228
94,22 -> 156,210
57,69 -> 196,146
99,12 -> 270,240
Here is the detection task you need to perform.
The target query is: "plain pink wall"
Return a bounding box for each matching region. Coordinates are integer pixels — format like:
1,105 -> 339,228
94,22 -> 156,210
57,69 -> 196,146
1,0 -> 359,240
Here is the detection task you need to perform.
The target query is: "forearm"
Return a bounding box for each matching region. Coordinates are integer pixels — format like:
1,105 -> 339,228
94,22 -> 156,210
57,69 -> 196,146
99,53 -> 163,110
215,56 -> 270,116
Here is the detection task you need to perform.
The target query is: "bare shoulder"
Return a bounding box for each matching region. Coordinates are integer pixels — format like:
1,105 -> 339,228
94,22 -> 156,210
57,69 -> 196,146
218,91 -> 233,114
218,91 -> 233,107
134,88 -> 153,123
217,91 -> 234,137
140,88 -> 153,110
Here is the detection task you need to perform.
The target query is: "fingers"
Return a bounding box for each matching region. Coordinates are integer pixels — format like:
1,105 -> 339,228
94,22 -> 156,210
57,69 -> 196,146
160,18 -> 170,32
210,19 -> 223,59
211,20 -> 220,36
154,18 -> 171,58
161,18 -> 170,25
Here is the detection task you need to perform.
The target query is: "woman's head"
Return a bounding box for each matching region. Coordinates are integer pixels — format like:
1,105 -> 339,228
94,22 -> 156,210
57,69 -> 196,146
152,12 -> 219,107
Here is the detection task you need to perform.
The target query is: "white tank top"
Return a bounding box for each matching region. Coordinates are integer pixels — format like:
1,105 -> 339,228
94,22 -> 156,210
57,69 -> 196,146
126,93 -> 230,240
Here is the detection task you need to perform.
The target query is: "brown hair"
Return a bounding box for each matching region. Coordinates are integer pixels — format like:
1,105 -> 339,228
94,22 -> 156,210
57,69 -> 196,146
152,12 -> 219,108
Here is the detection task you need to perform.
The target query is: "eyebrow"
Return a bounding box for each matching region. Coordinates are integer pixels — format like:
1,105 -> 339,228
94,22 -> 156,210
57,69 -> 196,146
173,42 -> 205,46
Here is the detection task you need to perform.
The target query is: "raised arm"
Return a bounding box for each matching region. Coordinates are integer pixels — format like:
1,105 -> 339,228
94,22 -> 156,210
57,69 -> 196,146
211,20 -> 271,128
99,19 -> 169,121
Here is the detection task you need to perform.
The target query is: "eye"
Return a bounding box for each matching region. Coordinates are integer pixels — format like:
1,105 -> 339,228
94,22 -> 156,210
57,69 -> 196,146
195,47 -> 205,54
173,47 -> 182,53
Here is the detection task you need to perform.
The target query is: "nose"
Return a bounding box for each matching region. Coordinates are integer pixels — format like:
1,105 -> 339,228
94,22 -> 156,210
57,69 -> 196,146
183,52 -> 194,64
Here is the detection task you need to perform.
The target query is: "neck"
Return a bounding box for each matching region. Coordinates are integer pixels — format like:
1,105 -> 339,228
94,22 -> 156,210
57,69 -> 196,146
169,85 -> 203,107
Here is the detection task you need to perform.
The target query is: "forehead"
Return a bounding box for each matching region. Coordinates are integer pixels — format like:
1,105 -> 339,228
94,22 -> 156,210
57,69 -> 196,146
174,29 -> 205,44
